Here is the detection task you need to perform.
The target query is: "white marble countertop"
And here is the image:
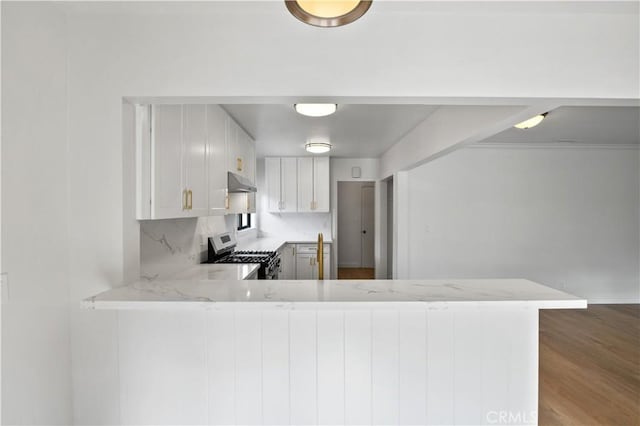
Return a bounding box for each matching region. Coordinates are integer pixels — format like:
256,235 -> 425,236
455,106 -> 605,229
237,237 -> 333,252
82,278 -> 587,311
166,263 -> 259,281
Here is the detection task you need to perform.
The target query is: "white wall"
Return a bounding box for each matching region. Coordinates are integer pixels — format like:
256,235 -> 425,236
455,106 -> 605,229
2,1 -> 638,424
405,147 -> 640,303
1,3 -> 72,424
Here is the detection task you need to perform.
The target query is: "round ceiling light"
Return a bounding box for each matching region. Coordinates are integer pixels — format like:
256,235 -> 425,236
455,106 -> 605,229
514,113 -> 548,130
294,103 -> 337,117
305,142 -> 332,154
285,0 -> 372,28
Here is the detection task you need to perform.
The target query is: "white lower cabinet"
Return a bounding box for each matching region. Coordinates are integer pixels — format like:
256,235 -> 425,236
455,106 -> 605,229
295,244 -> 331,279
279,244 -> 296,280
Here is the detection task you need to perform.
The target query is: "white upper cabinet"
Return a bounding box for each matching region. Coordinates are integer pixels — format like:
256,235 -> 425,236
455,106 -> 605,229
226,117 -> 256,184
266,157 -> 297,213
206,105 -> 228,214
148,104 -> 187,219
182,105 -> 209,217
136,104 -> 256,220
297,157 -> 330,213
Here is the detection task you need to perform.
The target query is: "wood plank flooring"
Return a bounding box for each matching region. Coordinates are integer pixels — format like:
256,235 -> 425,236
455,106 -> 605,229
337,267 -> 375,279
539,304 -> 640,425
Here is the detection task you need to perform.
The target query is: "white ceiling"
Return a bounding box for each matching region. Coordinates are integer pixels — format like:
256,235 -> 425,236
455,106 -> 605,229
223,104 -> 439,158
480,106 -> 640,146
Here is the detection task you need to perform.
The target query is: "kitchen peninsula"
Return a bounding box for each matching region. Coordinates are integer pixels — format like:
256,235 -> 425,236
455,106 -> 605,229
84,278 -> 585,425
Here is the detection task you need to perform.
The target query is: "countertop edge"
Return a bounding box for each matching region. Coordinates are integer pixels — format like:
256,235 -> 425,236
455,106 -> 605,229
82,298 -> 587,311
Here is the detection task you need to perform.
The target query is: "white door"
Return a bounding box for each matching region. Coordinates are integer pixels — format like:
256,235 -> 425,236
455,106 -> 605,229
152,105 -> 185,219
281,157 -> 298,213
297,157 -> 314,212
265,157 -> 281,212
361,185 -> 375,268
313,157 -> 330,212
207,105 -> 228,214
183,105 -> 208,217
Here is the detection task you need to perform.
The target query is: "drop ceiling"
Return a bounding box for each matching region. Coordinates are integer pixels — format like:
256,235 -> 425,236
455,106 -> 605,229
222,104 -> 438,158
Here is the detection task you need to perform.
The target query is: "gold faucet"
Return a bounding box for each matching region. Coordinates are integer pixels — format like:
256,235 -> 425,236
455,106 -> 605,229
317,232 -> 324,280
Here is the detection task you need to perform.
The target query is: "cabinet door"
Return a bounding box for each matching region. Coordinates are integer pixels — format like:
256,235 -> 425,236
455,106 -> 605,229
279,244 -> 296,279
228,192 -> 253,214
226,118 -> 240,174
241,128 -> 256,183
207,105 -> 228,214
295,254 -> 314,280
265,157 -> 281,212
318,246 -> 331,279
247,192 -> 256,214
313,157 -> 330,212
183,105 -> 208,217
281,157 -> 298,212
297,157 -> 314,212
151,105 -> 185,219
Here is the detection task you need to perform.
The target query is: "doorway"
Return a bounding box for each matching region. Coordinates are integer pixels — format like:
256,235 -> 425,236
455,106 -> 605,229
337,181 -> 375,279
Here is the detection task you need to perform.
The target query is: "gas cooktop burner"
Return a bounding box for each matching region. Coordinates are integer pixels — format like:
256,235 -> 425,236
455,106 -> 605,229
206,233 -> 281,279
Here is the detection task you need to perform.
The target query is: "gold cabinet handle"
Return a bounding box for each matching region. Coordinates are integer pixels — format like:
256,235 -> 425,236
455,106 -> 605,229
182,189 -> 188,210
237,157 -> 243,172
188,190 -> 193,210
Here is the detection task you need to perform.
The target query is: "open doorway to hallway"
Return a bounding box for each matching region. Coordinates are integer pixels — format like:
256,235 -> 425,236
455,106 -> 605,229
337,181 -> 375,279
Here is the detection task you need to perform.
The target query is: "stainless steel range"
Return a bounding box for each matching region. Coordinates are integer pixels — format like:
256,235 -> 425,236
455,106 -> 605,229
206,232 -> 280,280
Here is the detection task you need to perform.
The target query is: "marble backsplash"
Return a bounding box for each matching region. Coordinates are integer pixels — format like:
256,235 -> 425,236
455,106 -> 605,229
139,215 -> 242,280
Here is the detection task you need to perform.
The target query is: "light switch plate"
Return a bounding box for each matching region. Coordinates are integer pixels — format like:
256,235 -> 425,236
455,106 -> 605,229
351,166 -> 361,178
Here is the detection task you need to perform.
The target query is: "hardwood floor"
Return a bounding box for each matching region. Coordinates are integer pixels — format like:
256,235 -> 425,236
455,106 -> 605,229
539,304 -> 640,425
337,267 -> 375,279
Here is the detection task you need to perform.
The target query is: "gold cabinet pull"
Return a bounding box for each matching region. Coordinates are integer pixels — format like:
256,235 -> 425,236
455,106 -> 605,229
236,157 -> 243,172
182,189 -> 188,210
187,190 -> 193,210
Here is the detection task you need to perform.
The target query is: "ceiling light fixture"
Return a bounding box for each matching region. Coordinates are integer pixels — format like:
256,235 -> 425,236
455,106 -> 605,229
285,0 -> 372,28
305,142 -> 332,154
514,113 -> 548,130
294,103 -> 337,117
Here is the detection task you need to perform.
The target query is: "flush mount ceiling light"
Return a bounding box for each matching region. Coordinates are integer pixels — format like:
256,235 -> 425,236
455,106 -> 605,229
514,113 -> 548,130
294,103 -> 337,117
285,0 -> 372,28
305,141 -> 332,154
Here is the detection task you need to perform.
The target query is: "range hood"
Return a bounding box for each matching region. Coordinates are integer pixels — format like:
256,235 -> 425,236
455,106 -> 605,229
227,171 -> 257,193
